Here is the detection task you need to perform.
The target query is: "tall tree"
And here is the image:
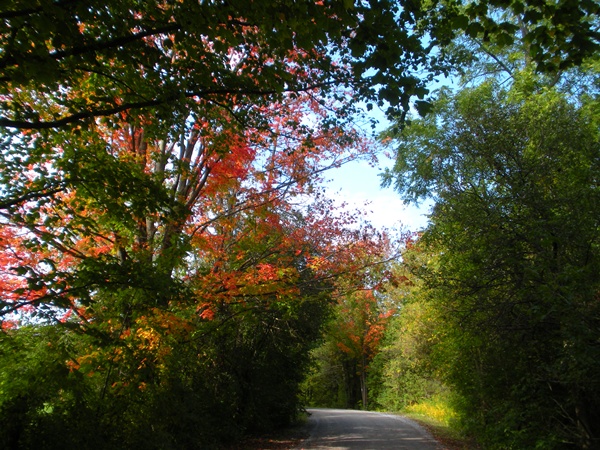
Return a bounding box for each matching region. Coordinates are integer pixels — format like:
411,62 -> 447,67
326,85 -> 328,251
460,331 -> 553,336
0,85 -> 387,447
302,235 -> 399,410
3,0 -> 599,447
383,81 -> 600,448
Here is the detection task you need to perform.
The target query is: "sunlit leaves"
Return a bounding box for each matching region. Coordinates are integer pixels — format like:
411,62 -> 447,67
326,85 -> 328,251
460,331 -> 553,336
0,31 -> 398,444
0,0 -> 450,132
384,81 -> 600,448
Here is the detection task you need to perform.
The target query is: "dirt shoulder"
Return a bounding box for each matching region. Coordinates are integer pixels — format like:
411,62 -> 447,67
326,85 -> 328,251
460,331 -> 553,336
220,422 -> 309,450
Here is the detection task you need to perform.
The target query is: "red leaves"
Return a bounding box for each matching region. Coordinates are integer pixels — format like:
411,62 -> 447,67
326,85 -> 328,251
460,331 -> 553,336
0,225 -> 53,313
198,304 -> 215,321
1,320 -> 17,331
0,45 -> 392,389
336,289 -> 392,357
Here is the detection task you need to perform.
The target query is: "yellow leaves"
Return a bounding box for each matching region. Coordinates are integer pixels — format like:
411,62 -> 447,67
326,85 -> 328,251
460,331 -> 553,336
307,255 -> 327,271
404,397 -> 457,425
67,348 -> 102,377
125,309 -> 194,365
66,310 -> 196,385
135,327 -> 161,351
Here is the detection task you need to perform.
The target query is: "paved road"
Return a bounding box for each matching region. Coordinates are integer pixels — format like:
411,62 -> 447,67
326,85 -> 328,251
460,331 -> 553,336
297,408 -> 443,450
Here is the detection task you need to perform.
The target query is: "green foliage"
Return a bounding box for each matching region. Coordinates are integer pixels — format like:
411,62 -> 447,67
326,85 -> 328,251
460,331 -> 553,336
0,289 -> 327,449
0,325 -> 102,449
302,286 -> 393,410
3,0 -> 596,133
372,303 -> 448,412
302,341 -> 351,409
367,258 -> 453,414
0,0 -> 449,131
2,1 -> 599,448
385,81 -> 600,448
435,0 -> 600,74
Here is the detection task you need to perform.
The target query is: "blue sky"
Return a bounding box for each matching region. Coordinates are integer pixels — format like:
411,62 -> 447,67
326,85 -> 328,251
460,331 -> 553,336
324,156 -> 430,232
323,102 -> 432,232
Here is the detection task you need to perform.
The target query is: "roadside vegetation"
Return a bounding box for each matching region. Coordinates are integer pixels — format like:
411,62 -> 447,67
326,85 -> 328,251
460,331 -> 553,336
302,7 -> 600,449
2,1 -> 599,449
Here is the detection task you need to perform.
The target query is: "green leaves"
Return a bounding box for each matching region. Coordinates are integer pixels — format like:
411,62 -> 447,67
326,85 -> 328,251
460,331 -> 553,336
384,81 -> 600,447
0,0 -> 448,132
2,0 -> 600,447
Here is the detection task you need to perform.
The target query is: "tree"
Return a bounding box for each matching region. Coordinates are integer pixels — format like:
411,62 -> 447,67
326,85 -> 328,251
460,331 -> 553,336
3,0 -> 596,132
303,233 -> 399,410
435,0 -> 600,74
368,250 -> 451,415
0,0 -> 449,132
383,81 -> 600,448
3,2 -> 428,444
3,0 -> 598,447
0,82 -> 386,447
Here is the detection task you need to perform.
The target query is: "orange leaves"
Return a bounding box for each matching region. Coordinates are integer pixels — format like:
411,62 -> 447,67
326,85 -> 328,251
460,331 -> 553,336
202,138 -> 255,196
0,224 -> 54,310
197,303 -> 215,320
71,235 -> 113,259
306,255 -> 327,271
337,341 -> 352,354
1,320 -> 17,331
65,359 -> 80,372
68,309 -> 197,382
326,250 -> 398,375
194,258 -> 302,309
240,264 -> 299,297
135,327 -> 161,353
255,263 -> 279,282
68,348 -> 102,378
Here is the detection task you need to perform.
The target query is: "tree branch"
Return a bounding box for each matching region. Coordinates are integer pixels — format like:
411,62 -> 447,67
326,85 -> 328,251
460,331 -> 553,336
0,82 -> 337,130
0,186 -> 66,210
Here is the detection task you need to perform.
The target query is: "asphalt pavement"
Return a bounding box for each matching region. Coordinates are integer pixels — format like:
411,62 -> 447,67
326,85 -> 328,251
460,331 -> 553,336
296,408 -> 443,450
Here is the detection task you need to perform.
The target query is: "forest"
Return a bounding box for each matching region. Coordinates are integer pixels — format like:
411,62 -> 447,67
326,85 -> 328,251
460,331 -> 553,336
1,1 -> 599,449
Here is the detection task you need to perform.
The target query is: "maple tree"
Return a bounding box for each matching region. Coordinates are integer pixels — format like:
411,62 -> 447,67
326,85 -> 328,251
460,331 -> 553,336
331,289 -> 394,409
2,2 -> 414,440
0,77 -> 394,447
302,234 -> 400,410
4,1 -> 598,447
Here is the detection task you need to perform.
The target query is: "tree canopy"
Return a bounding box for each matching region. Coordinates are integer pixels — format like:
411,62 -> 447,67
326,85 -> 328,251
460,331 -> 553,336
0,0 -> 443,131
381,71 -> 600,447
2,0 -> 600,448
2,0 -> 599,131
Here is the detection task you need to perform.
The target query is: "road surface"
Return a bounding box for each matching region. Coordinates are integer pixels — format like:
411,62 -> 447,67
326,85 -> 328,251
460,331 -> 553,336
297,408 -> 443,450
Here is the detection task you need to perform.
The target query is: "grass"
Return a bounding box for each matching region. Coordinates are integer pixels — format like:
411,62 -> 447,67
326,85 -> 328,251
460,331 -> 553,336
404,397 -> 457,425
399,398 -> 480,450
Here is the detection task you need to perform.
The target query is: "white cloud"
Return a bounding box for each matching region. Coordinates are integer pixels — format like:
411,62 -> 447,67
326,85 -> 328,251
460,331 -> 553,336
324,159 -> 430,232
